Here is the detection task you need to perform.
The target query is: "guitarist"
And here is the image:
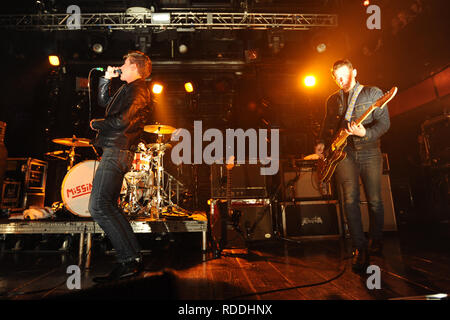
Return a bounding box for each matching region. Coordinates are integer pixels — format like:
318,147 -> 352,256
317,59 -> 391,273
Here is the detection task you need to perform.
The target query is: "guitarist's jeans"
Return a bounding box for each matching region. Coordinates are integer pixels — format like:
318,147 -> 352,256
335,147 -> 384,250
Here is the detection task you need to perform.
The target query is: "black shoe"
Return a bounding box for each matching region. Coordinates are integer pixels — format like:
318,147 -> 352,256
368,239 -> 383,256
93,258 -> 143,284
352,248 -> 369,274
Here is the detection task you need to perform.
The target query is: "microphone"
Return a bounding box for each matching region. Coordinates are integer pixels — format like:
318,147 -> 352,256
92,67 -> 121,75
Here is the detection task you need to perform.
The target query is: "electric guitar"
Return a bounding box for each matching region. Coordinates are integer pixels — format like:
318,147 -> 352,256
317,86 -> 398,183
225,156 -> 235,219
216,156 -> 236,251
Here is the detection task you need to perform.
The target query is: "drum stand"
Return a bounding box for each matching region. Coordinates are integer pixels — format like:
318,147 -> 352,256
152,136 -> 166,219
146,138 -> 186,218
123,175 -> 145,215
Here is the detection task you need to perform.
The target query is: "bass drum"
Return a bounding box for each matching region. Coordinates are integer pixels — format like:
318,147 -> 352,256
61,160 -> 99,217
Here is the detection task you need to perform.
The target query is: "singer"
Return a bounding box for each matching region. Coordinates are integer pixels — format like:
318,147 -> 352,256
88,51 -> 152,283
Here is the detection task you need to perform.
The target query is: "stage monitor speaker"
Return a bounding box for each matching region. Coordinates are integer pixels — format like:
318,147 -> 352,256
338,174 -> 398,232
280,200 -> 342,239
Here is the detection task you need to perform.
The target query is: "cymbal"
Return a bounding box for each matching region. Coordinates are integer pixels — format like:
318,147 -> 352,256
52,137 -> 92,147
144,124 -> 176,135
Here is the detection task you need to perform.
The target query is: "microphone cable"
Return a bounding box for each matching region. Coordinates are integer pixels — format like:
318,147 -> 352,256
87,67 -> 104,134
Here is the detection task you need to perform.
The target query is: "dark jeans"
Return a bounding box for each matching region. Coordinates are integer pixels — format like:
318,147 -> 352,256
88,148 -> 141,263
335,147 -> 384,250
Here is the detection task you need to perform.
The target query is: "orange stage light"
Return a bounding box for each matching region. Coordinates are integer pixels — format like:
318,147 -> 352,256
184,82 -> 194,93
304,75 -> 316,87
152,83 -> 163,94
48,55 -> 60,66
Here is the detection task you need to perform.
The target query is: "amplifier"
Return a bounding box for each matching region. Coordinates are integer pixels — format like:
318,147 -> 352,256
230,198 -> 273,241
6,158 -> 47,190
281,159 -> 333,200
210,163 -> 268,199
1,181 -> 21,209
210,198 -> 273,248
280,200 -> 342,239
3,158 -> 48,210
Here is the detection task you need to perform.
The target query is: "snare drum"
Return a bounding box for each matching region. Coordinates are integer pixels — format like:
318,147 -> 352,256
61,160 -> 99,217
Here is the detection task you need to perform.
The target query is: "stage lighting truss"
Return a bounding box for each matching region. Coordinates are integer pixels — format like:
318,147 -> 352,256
0,12 -> 337,31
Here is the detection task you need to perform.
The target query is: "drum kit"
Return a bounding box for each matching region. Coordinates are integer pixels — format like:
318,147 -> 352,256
46,124 -> 186,219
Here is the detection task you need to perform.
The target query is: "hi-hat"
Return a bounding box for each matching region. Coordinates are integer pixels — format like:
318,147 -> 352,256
45,150 -> 73,160
144,124 -> 176,135
147,143 -> 172,151
52,137 -> 92,147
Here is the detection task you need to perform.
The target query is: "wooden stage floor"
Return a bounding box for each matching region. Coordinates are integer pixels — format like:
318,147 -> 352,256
0,222 -> 449,301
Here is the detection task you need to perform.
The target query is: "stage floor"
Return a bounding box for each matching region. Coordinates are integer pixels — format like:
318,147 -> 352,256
0,220 -> 449,301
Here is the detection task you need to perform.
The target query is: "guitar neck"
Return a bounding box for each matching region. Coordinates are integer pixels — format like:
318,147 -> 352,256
226,167 -> 232,215
332,105 -> 377,150
355,105 -> 376,126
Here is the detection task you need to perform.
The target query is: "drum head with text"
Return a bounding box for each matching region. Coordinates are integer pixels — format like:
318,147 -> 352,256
61,160 -> 99,217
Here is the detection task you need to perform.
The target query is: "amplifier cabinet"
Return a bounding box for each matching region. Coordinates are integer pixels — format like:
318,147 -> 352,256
210,198 -> 273,248
3,158 -> 48,210
281,159 -> 334,201
1,181 -> 21,209
231,198 -> 273,241
280,200 -> 342,240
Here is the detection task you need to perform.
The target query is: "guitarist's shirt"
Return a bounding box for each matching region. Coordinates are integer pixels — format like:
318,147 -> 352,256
319,81 -> 391,150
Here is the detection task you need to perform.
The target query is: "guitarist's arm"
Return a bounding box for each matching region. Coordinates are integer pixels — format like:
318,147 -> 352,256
361,87 -> 391,142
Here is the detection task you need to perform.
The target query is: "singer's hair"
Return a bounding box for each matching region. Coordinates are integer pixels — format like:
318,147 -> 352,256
331,59 -> 353,78
123,51 -> 152,79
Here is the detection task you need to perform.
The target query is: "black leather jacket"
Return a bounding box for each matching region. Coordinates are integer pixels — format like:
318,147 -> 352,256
319,82 -> 390,150
91,77 -> 152,151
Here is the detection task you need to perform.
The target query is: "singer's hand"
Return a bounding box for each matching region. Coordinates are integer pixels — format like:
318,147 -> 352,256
104,66 -> 120,80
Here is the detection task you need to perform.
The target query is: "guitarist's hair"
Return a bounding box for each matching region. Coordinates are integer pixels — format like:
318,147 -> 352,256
331,59 -> 353,77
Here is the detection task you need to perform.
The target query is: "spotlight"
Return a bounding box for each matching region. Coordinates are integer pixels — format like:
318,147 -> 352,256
92,43 -> 103,54
268,30 -> 285,55
152,83 -> 163,94
48,55 -> 60,66
304,75 -> 316,87
311,32 -> 328,54
316,43 -> 327,53
363,0 -> 370,6
151,12 -> 171,24
244,49 -> 259,63
179,44 -> 188,54
184,82 -> 194,93
88,34 -> 108,55
136,33 -> 151,53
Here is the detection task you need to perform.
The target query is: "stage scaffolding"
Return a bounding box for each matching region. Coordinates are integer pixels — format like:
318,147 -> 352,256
0,12 -> 337,31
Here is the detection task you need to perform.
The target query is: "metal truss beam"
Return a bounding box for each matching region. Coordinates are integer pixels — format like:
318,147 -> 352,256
0,12 -> 337,31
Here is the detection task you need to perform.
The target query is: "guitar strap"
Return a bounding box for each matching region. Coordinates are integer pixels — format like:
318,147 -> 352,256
343,83 -> 364,121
